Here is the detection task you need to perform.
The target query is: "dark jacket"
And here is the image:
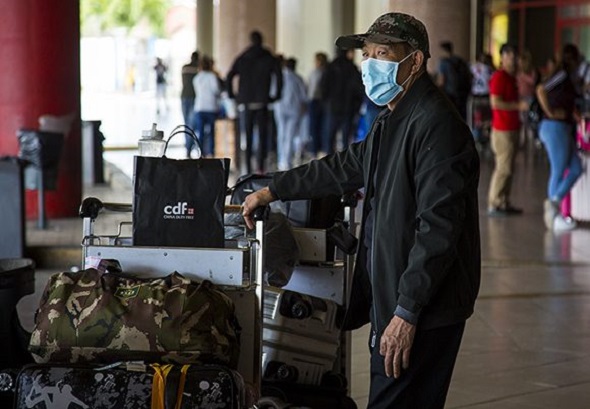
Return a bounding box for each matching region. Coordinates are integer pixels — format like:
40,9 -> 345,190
320,55 -> 364,115
270,73 -> 481,334
181,63 -> 199,99
226,44 -> 282,105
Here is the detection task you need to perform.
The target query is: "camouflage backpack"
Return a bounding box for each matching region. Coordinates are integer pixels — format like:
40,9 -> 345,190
28,269 -> 240,368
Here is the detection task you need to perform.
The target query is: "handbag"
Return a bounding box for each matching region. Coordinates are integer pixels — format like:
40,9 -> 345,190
132,126 -> 230,248
527,97 -> 544,132
28,269 -> 241,368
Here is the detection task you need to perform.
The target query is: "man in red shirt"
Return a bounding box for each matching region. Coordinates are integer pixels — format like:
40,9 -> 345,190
487,44 -> 527,216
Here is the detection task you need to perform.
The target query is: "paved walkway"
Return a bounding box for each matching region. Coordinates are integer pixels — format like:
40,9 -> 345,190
19,144 -> 590,408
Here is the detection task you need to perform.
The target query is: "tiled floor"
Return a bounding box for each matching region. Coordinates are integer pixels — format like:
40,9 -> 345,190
19,143 -> 590,408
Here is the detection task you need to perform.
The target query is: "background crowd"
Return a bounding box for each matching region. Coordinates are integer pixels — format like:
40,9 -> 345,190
171,33 -> 590,232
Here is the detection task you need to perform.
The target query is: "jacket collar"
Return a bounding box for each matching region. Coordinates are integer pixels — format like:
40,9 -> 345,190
388,72 -> 433,119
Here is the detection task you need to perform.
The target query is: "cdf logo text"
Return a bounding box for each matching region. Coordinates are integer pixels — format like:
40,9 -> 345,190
163,202 -> 195,219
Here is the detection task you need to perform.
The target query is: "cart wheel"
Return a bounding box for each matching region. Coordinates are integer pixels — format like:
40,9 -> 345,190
257,396 -> 292,409
264,361 -> 298,383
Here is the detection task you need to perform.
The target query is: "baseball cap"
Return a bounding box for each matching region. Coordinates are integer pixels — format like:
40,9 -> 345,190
335,12 -> 430,58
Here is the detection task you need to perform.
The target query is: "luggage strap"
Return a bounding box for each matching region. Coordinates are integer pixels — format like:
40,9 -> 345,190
151,364 -> 190,409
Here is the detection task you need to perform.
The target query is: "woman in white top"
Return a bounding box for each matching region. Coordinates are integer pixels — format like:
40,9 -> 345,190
192,56 -> 221,157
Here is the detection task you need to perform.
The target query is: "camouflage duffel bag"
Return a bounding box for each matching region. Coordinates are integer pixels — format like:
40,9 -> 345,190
28,269 -> 240,368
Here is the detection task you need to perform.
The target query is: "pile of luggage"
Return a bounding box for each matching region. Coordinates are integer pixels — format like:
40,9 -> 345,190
8,263 -> 250,409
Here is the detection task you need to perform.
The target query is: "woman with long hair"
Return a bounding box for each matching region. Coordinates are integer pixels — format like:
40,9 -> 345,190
537,44 -> 583,231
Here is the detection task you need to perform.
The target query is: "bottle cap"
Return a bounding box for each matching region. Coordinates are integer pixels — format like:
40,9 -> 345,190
141,123 -> 164,139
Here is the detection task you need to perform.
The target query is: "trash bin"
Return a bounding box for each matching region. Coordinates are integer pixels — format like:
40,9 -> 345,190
17,129 -> 64,229
17,129 -> 64,190
0,158 -> 25,258
0,258 -> 35,405
82,120 -> 105,184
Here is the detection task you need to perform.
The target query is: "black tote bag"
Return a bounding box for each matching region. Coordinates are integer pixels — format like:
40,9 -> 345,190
132,155 -> 230,248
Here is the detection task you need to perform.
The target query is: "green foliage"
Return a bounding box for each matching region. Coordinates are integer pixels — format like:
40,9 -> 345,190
81,0 -> 171,36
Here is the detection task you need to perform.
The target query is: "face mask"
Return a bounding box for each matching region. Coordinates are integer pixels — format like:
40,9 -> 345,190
361,51 -> 416,106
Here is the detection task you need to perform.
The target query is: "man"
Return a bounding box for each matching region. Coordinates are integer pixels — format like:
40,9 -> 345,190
243,12 -> 480,409
437,41 -> 472,120
153,57 -> 168,115
181,51 -> 199,157
321,47 -> 364,154
469,53 -> 494,146
274,57 -> 307,170
487,44 -> 527,216
307,52 -> 329,158
226,31 -> 283,174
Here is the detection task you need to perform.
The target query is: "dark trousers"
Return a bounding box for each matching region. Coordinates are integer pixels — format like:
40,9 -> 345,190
367,322 -> 465,409
182,98 -> 196,156
308,99 -> 325,155
241,107 -> 269,173
323,110 -> 356,154
181,97 -> 195,125
194,111 -> 218,157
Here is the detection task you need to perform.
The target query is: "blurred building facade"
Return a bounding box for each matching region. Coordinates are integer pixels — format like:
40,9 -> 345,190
483,0 -> 590,68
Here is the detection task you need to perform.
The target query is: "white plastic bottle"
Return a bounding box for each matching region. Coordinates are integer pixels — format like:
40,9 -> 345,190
138,123 -> 166,157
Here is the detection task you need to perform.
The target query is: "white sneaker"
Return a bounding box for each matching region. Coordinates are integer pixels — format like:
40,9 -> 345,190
553,215 -> 577,231
543,199 -> 559,229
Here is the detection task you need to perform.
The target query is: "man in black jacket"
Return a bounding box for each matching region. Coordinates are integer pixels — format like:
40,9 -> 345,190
243,12 -> 480,409
321,47 -> 364,154
226,31 -> 283,174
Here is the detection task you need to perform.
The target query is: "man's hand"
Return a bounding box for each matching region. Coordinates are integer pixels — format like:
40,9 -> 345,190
242,187 -> 276,229
379,315 -> 416,378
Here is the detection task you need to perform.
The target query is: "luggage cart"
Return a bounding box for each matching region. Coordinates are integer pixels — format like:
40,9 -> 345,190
79,197 -> 266,400
79,194 -> 359,408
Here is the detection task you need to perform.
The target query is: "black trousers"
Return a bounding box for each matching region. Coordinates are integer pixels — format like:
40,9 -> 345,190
367,322 -> 465,409
242,107 -> 269,173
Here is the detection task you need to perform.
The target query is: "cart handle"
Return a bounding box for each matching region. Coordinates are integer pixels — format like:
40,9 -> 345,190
80,197 -> 269,221
252,205 -> 269,221
79,197 -> 132,220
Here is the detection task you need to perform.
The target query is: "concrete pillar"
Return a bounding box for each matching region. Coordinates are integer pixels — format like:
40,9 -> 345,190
389,0 -> 472,72
276,0 -> 359,76
0,1 -> 81,219
334,0 -> 356,41
355,0 -> 389,36
197,0 -> 214,57
215,0 -> 277,76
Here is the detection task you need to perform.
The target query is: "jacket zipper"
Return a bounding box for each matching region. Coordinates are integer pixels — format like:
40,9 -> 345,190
369,118 -> 384,341
371,191 -> 379,343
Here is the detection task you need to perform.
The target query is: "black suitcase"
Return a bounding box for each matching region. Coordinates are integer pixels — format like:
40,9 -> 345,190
13,363 -> 247,408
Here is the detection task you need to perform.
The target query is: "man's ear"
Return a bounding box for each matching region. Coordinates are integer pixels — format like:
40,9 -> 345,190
411,51 -> 425,74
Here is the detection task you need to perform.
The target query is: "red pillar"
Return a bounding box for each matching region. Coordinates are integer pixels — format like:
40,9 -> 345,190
0,1 -> 81,219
